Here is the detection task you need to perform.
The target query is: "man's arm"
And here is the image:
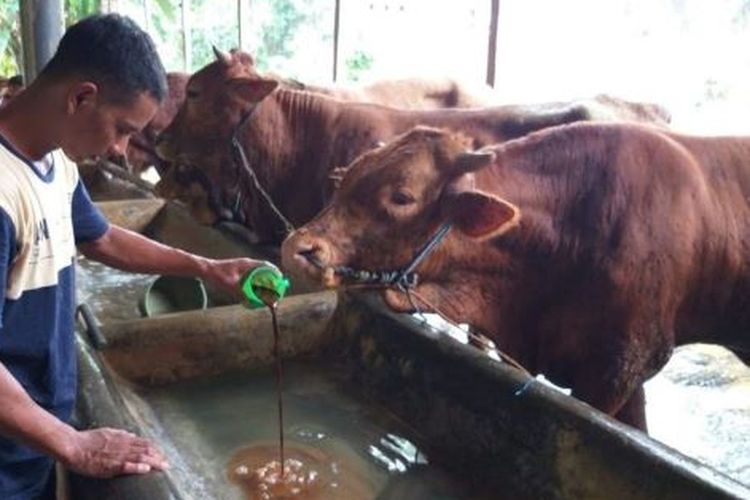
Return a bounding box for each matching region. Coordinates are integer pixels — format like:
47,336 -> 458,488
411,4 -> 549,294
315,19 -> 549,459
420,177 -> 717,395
78,225 -> 269,299
0,357 -> 168,477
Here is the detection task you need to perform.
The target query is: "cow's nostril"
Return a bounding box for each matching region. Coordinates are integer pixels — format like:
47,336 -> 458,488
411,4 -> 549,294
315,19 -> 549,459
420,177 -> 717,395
299,248 -> 325,269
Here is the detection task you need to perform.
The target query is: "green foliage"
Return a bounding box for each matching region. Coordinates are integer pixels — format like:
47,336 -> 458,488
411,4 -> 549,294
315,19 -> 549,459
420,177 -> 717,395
151,0 -> 176,23
0,0 -> 20,76
256,0 -> 304,64
243,0 -> 335,80
191,25 -> 237,70
64,0 -> 101,26
189,0 -> 237,71
344,49 -> 374,82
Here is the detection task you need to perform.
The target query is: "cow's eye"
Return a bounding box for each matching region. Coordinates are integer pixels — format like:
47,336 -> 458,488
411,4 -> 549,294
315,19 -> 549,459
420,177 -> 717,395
186,89 -> 199,99
175,164 -> 190,179
391,190 -> 416,206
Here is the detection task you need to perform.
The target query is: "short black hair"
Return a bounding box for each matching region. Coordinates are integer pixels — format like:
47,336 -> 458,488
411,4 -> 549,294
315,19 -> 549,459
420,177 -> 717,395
8,75 -> 23,87
40,14 -> 167,104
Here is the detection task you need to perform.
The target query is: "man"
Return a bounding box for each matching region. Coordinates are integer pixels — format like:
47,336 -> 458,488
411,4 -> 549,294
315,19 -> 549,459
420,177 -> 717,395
0,78 -> 8,109
0,75 -> 24,109
0,14 -> 269,499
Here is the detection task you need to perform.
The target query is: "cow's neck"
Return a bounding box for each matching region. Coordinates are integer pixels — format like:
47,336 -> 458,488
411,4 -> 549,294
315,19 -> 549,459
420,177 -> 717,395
235,89 -> 333,237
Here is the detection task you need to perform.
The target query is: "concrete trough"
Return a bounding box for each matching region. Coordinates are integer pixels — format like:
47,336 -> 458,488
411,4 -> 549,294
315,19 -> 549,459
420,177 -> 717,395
69,291 -> 750,500
68,199 -> 750,499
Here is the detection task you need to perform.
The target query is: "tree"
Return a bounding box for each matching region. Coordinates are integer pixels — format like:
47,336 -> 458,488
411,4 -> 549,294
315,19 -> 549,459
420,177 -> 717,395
0,0 -> 21,76
65,0 -> 101,26
344,49 -> 373,82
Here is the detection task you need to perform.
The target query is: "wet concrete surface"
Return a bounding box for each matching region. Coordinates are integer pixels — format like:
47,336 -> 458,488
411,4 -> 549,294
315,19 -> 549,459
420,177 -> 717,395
645,344 -> 750,487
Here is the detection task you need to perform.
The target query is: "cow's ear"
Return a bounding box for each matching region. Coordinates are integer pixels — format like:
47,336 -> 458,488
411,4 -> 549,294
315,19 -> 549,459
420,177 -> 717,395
443,190 -> 520,240
227,77 -> 279,104
446,150 -> 495,177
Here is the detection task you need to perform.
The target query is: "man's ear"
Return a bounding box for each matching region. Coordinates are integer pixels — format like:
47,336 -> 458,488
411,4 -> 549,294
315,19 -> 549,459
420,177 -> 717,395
227,77 -> 278,104
66,82 -> 98,115
442,189 -> 520,240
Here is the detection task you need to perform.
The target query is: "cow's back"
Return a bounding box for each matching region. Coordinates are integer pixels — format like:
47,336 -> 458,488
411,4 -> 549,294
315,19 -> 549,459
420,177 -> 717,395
668,134 -> 750,348
481,123 -> 750,354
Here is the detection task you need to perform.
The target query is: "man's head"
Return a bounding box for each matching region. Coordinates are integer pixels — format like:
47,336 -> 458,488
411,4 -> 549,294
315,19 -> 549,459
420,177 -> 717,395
4,75 -> 23,98
38,14 -> 167,162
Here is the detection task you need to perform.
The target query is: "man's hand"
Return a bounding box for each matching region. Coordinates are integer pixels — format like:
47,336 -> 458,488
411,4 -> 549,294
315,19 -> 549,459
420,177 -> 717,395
78,225 -> 280,302
61,427 -> 169,478
201,257 -> 278,300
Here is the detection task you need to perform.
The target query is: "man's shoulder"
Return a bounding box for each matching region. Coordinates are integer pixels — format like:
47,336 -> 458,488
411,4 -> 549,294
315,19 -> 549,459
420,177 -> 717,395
0,146 -> 26,216
51,149 -> 80,187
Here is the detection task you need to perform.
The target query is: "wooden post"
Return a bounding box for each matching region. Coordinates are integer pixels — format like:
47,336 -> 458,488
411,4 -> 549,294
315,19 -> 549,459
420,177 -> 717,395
181,0 -> 191,71
486,0 -> 500,87
332,0 -> 340,81
143,0 -> 151,32
19,0 -> 64,81
237,0 -> 248,51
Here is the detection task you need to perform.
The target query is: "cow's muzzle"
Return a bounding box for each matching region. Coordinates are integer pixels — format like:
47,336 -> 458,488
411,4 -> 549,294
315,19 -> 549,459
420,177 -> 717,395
281,230 -> 339,288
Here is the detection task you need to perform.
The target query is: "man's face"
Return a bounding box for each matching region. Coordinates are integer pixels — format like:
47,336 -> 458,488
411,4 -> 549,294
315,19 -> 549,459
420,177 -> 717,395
5,84 -> 23,99
60,85 -> 158,163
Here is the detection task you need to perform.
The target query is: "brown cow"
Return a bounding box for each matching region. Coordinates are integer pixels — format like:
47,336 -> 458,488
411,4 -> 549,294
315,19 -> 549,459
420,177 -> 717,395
122,71 -> 189,175
287,76 -> 497,109
122,68 -> 487,177
280,124 -> 750,430
156,49 -> 671,243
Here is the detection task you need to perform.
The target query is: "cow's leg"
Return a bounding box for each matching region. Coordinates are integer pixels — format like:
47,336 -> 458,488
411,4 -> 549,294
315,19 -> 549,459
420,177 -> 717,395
569,348 -> 651,432
613,384 -> 647,431
572,380 -> 646,431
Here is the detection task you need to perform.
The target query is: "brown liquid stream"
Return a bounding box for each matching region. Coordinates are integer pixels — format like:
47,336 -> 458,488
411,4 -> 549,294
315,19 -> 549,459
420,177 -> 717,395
258,288 -> 285,477
226,288 -> 378,499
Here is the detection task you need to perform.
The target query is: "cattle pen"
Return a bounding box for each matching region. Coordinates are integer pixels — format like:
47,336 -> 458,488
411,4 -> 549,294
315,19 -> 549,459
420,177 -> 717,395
3,1 -> 750,499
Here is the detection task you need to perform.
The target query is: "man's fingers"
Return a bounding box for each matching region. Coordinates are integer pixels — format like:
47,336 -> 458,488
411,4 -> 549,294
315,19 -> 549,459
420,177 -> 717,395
122,438 -> 161,456
127,451 -> 170,471
106,440 -> 170,471
122,461 -> 152,475
98,434 -> 170,473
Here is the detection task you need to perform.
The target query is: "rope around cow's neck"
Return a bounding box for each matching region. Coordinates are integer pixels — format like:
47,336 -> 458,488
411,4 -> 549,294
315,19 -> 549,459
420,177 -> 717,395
302,224 -> 533,378
304,224 -> 452,289
229,114 -> 535,387
403,286 -> 532,377
230,108 -> 296,236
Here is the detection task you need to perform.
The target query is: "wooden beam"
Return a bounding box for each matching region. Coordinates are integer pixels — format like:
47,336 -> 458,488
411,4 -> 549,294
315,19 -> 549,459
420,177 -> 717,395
486,0 -> 500,87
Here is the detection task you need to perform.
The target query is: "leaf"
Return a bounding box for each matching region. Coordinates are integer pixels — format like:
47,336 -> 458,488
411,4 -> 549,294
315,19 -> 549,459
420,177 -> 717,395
152,0 -> 177,23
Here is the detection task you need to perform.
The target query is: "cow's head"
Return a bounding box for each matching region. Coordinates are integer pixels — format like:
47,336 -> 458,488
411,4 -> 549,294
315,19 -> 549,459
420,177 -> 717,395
155,163 -> 230,225
282,126 -> 521,326
155,48 -> 278,222
124,72 -> 189,175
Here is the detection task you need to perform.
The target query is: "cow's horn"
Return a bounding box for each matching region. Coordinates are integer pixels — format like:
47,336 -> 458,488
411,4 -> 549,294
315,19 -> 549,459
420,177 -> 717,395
213,46 -> 231,65
452,150 -> 496,175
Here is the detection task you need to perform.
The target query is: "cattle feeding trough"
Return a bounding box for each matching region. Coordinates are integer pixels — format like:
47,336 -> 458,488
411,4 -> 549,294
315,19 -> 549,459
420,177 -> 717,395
68,198 -> 750,499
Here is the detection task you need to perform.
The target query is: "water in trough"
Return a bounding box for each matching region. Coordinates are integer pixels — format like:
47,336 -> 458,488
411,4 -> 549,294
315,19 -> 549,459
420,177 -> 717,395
76,256 -> 750,491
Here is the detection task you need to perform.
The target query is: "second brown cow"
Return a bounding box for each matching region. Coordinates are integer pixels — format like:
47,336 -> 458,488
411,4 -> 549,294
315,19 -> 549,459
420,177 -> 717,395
281,124 -> 750,430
